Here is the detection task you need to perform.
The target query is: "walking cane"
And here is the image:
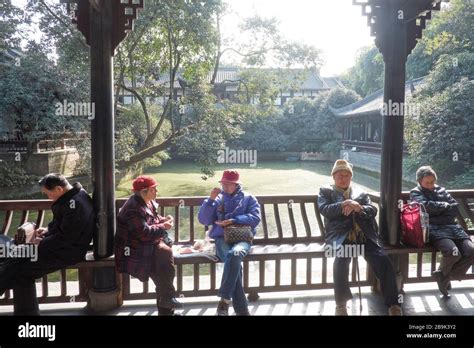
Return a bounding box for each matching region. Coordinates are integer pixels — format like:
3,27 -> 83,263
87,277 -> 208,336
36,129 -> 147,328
354,256 -> 363,315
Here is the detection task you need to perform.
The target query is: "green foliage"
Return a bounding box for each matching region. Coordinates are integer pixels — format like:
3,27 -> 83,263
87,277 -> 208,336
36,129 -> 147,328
407,0 -> 474,79
0,44 -> 89,142
447,166 -> 474,189
405,53 -> 474,182
0,161 -> 38,188
230,88 -> 359,153
343,46 -> 384,97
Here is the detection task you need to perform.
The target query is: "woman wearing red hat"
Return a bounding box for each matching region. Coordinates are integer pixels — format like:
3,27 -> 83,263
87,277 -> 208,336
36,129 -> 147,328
115,175 -> 182,315
198,169 -> 261,315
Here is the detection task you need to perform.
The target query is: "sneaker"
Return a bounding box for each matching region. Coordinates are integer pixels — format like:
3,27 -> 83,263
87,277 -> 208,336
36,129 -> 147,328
216,300 -> 229,316
388,305 -> 403,316
158,297 -> 183,309
335,304 -> 348,316
432,270 -> 450,297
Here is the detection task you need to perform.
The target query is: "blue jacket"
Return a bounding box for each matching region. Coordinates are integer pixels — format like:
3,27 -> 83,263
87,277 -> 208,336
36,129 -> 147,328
198,186 -> 261,239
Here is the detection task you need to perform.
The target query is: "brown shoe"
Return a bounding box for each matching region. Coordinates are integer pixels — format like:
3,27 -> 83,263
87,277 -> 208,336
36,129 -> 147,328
335,304 -> 348,316
388,305 -> 403,316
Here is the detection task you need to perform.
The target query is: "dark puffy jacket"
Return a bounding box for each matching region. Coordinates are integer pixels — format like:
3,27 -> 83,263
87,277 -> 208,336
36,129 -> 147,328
39,182 -> 95,265
409,185 -> 469,241
317,186 -> 383,248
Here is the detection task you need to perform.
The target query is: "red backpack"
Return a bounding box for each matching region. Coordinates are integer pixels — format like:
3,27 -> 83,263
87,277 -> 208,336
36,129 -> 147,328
400,202 -> 429,248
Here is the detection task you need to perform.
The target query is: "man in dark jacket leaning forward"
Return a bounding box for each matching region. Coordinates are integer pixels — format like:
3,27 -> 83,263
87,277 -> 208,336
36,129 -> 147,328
0,173 -> 95,315
318,159 -> 402,316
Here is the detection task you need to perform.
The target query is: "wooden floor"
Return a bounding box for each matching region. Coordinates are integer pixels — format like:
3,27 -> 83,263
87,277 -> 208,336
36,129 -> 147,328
1,280 -> 472,316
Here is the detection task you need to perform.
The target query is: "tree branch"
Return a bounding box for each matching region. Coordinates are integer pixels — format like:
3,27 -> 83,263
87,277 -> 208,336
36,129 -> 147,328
120,84 -> 152,136
38,0 -> 88,50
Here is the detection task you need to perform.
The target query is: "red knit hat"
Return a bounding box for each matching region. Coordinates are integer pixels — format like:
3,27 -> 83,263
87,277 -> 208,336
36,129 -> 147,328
132,176 -> 158,191
219,169 -> 242,184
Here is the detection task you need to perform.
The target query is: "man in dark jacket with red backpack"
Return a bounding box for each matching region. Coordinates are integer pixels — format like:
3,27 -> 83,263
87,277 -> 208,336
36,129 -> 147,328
0,173 -> 95,315
115,176 -> 182,316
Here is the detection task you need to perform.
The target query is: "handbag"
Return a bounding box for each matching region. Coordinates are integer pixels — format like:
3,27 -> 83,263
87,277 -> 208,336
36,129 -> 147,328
224,224 -> 254,244
400,202 -> 429,248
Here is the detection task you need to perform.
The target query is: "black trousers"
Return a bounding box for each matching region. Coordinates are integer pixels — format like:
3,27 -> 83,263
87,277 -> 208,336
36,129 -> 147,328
431,238 -> 474,279
333,239 -> 399,307
0,257 -> 69,315
149,241 -> 177,315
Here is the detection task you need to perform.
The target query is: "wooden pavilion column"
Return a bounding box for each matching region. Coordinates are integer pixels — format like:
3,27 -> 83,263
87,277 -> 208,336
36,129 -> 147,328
64,0 -> 144,312
354,0 -> 441,245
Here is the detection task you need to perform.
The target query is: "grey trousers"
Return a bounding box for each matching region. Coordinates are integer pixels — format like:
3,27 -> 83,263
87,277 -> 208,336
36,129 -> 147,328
431,238 -> 474,279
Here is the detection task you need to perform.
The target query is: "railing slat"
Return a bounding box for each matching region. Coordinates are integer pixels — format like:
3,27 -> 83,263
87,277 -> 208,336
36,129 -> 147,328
189,205 -> 194,242
306,258 -> 312,285
36,210 -> 45,228
322,257 -> 327,284
275,259 -> 281,286
260,204 -> 269,240
300,203 -> 311,237
314,202 -> 325,238
210,263 -> 216,290
273,204 -> 283,239
42,276 -> 48,297
417,252 -> 423,278
259,261 -> 265,287
60,269 -> 67,297
177,264 -> 183,293
2,210 -> 13,235
175,206 -> 180,242
288,202 -> 297,238
20,210 -> 29,225
193,264 -> 199,291
291,258 -> 297,286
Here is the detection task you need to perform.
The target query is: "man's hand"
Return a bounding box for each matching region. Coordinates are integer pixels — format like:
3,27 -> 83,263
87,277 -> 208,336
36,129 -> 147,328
162,221 -> 174,230
210,187 -> 221,201
32,237 -> 43,245
215,219 -> 234,227
342,200 -> 362,216
34,228 -> 48,237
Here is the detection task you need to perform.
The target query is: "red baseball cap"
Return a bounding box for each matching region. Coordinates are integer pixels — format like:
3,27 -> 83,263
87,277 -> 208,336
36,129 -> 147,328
219,169 -> 242,184
132,176 -> 159,192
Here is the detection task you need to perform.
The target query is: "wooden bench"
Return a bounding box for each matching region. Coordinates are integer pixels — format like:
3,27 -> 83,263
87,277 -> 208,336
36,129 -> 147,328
0,190 -> 473,306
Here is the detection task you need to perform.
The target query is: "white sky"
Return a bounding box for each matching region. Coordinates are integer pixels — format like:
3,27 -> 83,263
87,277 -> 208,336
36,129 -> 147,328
12,0 -> 376,76
221,0 -> 375,76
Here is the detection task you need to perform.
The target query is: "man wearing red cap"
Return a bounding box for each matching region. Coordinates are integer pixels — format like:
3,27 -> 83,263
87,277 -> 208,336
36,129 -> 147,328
115,175 -> 182,315
198,169 -> 261,315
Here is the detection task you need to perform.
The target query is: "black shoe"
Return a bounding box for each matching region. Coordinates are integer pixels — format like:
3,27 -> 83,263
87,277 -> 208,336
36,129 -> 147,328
158,298 -> 183,309
433,271 -> 450,296
235,311 -> 250,316
216,300 -> 229,316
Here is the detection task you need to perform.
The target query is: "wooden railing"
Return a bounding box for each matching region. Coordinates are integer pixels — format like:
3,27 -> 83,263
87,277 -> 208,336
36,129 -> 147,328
0,190 -> 473,306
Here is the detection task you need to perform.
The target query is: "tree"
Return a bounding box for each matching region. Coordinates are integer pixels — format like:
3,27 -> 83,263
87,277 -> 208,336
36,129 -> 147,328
342,46 -> 384,97
0,42 -> 88,143
0,0 -> 27,50
407,0 -> 474,79
405,52 -> 474,181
